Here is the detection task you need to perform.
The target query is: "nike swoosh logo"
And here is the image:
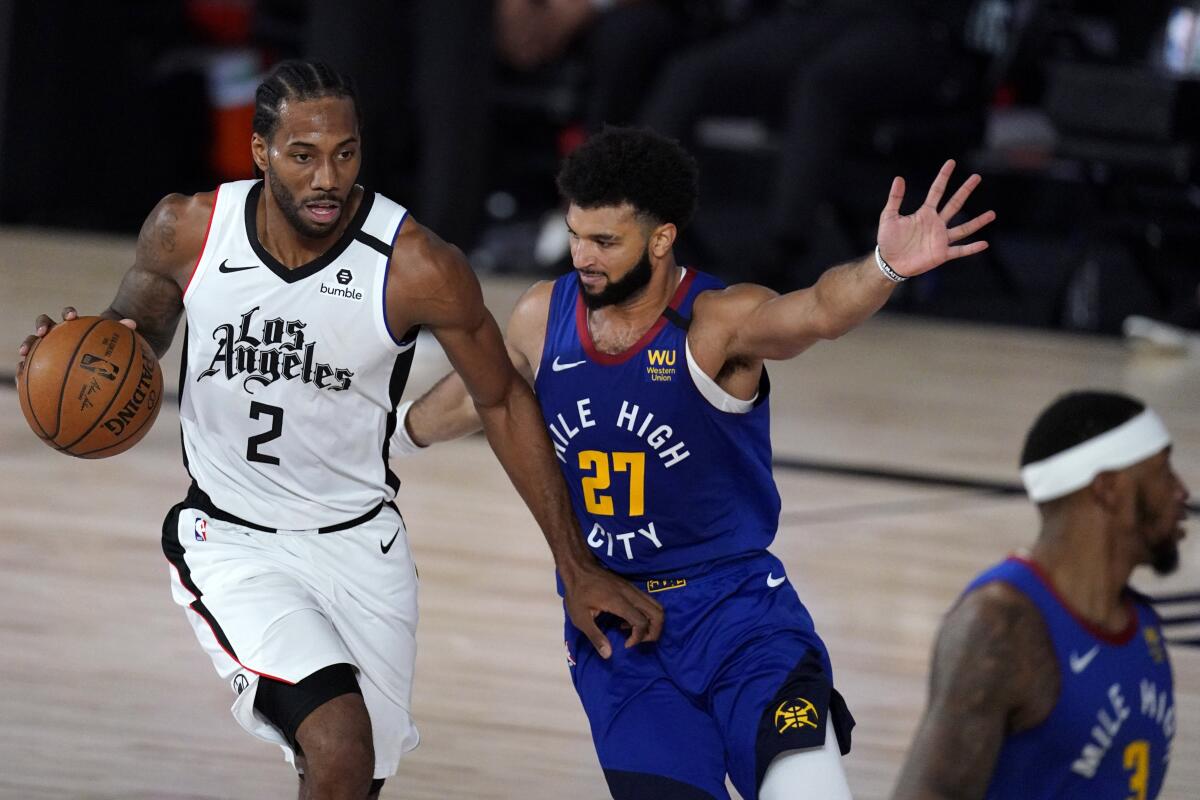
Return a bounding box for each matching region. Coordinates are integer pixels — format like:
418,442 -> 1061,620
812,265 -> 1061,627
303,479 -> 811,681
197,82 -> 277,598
218,259 -> 259,274
552,356 -> 586,372
1070,645 -> 1100,674
766,573 -> 786,588
380,527 -> 400,554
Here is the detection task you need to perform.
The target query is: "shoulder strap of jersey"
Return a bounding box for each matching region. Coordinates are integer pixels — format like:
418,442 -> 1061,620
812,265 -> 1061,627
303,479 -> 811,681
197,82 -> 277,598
671,268 -> 725,323
536,273 -> 582,375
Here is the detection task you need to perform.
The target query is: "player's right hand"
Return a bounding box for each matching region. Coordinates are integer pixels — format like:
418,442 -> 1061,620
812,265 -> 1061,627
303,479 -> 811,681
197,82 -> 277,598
563,562 -> 665,659
17,308 -> 137,374
17,308 -> 78,374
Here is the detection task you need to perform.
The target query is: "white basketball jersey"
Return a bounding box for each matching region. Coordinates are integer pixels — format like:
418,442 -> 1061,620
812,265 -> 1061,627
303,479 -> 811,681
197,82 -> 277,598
179,180 -> 415,529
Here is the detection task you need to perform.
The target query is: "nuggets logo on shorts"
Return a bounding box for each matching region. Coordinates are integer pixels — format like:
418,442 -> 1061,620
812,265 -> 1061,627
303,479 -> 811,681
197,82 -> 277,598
774,697 -> 818,733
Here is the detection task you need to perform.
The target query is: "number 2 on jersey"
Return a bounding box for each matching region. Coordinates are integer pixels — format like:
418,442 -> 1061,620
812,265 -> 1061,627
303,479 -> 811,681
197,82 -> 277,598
579,450 -> 645,516
247,402 -> 283,465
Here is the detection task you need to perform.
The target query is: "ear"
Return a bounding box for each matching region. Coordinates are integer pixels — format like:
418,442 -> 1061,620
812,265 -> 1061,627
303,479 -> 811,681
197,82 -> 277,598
1088,471 -> 1126,513
649,222 -> 677,259
251,132 -> 269,175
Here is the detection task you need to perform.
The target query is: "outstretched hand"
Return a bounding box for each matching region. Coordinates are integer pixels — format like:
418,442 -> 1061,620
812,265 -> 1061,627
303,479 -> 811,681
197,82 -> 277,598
876,159 -> 996,279
563,561 -> 664,658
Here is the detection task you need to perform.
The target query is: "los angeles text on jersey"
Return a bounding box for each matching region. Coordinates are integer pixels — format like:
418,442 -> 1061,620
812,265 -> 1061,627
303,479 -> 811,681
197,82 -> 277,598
198,306 -> 354,393
548,396 -> 689,561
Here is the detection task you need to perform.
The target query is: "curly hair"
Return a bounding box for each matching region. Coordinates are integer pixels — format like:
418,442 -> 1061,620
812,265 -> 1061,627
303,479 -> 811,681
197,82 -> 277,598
556,126 -> 699,229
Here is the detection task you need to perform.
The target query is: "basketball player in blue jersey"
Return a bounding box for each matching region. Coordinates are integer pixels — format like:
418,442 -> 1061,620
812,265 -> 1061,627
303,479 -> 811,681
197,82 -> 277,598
893,391 -> 1188,800
398,126 -> 995,798
15,62 -> 662,800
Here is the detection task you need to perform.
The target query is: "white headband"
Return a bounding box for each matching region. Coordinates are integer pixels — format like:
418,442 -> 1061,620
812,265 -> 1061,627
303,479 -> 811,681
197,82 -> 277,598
1021,409 -> 1172,503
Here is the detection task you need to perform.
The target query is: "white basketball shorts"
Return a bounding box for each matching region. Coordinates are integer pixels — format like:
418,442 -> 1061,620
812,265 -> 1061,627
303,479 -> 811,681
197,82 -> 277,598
161,498 -> 419,778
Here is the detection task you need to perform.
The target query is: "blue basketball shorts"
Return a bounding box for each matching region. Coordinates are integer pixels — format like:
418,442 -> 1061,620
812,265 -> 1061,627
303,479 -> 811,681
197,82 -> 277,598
563,550 -> 854,800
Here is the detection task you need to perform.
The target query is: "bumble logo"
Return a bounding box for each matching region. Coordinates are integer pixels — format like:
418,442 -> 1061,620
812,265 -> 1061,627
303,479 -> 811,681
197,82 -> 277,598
775,697 -> 818,733
645,349 -> 677,382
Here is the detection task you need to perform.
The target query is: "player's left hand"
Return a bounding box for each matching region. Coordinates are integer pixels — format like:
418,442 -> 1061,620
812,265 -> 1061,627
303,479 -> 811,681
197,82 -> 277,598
875,159 -> 996,279
562,562 -> 664,659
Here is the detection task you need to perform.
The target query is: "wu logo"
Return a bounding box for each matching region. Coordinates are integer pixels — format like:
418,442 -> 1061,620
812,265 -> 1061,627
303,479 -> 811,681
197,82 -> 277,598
647,350 -> 676,367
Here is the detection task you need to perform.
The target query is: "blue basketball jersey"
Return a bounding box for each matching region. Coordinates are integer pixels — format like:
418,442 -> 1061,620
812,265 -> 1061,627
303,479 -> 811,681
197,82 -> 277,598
964,558 -> 1175,799
533,269 -> 781,575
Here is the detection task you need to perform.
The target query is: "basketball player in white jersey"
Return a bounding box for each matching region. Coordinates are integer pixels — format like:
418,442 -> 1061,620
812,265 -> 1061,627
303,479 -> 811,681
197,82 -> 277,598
16,60 -> 662,800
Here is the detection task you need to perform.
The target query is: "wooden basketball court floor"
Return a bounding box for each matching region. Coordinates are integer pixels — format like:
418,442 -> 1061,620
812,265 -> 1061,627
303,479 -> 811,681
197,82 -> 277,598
2,227 -> 1199,799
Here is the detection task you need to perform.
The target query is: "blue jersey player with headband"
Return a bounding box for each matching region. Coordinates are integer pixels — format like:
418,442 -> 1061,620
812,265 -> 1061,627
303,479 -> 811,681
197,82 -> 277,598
894,391 -> 1189,800
400,126 -> 994,799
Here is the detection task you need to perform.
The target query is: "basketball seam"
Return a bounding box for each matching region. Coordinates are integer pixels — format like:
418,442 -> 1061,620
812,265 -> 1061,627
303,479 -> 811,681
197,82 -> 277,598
21,335 -> 51,440
57,323 -> 140,451
71,365 -> 162,457
48,318 -> 107,441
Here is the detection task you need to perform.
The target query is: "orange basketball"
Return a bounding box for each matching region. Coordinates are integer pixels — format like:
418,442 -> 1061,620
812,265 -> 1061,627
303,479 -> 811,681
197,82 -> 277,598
17,316 -> 164,458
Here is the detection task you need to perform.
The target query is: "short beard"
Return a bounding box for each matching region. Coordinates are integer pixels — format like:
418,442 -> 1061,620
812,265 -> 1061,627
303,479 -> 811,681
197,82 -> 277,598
1150,543 -> 1179,575
579,248 -> 654,310
1137,491 -> 1181,575
266,160 -> 339,239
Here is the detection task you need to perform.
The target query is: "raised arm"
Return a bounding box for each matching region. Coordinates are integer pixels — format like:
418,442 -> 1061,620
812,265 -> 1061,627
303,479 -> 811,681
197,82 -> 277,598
720,160 -> 995,362
387,221 -> 663,656
17,192 -> 210,370
891,582 -> 1056,800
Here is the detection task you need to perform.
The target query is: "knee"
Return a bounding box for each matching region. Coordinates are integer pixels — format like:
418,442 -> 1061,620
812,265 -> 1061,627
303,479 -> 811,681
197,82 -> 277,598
304,717 -> 374,767
296,695 -> 376,798
303,733 -> 375,799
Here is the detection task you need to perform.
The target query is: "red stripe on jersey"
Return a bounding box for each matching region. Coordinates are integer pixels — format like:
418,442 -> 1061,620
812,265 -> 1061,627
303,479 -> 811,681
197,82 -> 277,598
183,186 -> 221,299
167,559 -> 296,685
576,268 -> 696,366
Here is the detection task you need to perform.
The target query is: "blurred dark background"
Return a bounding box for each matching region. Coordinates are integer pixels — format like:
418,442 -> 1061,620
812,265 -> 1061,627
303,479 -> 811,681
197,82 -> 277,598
3,0 -> 1200,335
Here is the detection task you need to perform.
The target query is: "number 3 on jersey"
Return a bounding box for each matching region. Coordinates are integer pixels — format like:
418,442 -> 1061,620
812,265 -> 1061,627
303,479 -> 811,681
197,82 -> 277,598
579,450 -> 645,516
1124,739 -> 1149,800
247,401 -> 283,465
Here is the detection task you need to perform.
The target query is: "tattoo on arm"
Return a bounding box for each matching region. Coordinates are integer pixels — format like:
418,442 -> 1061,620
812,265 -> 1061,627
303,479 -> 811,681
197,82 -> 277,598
892,584 -> 1057,800
100,195 -> 197,357
104,267 -> 183,357
158,208 -> 178,253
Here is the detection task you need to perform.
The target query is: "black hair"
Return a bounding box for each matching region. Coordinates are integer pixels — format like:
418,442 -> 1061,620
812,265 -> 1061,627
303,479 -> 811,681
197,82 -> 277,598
1020,391 -> 1146,467
556,126 -> 699,229
252,60 -> 361,142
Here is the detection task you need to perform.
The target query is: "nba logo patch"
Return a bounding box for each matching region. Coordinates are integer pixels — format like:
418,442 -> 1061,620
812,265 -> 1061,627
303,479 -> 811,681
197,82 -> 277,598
194,518 -> 208,542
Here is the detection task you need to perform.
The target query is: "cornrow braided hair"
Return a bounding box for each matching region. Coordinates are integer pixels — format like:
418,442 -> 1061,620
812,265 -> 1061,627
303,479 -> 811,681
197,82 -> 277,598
253,59 -> 361,142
